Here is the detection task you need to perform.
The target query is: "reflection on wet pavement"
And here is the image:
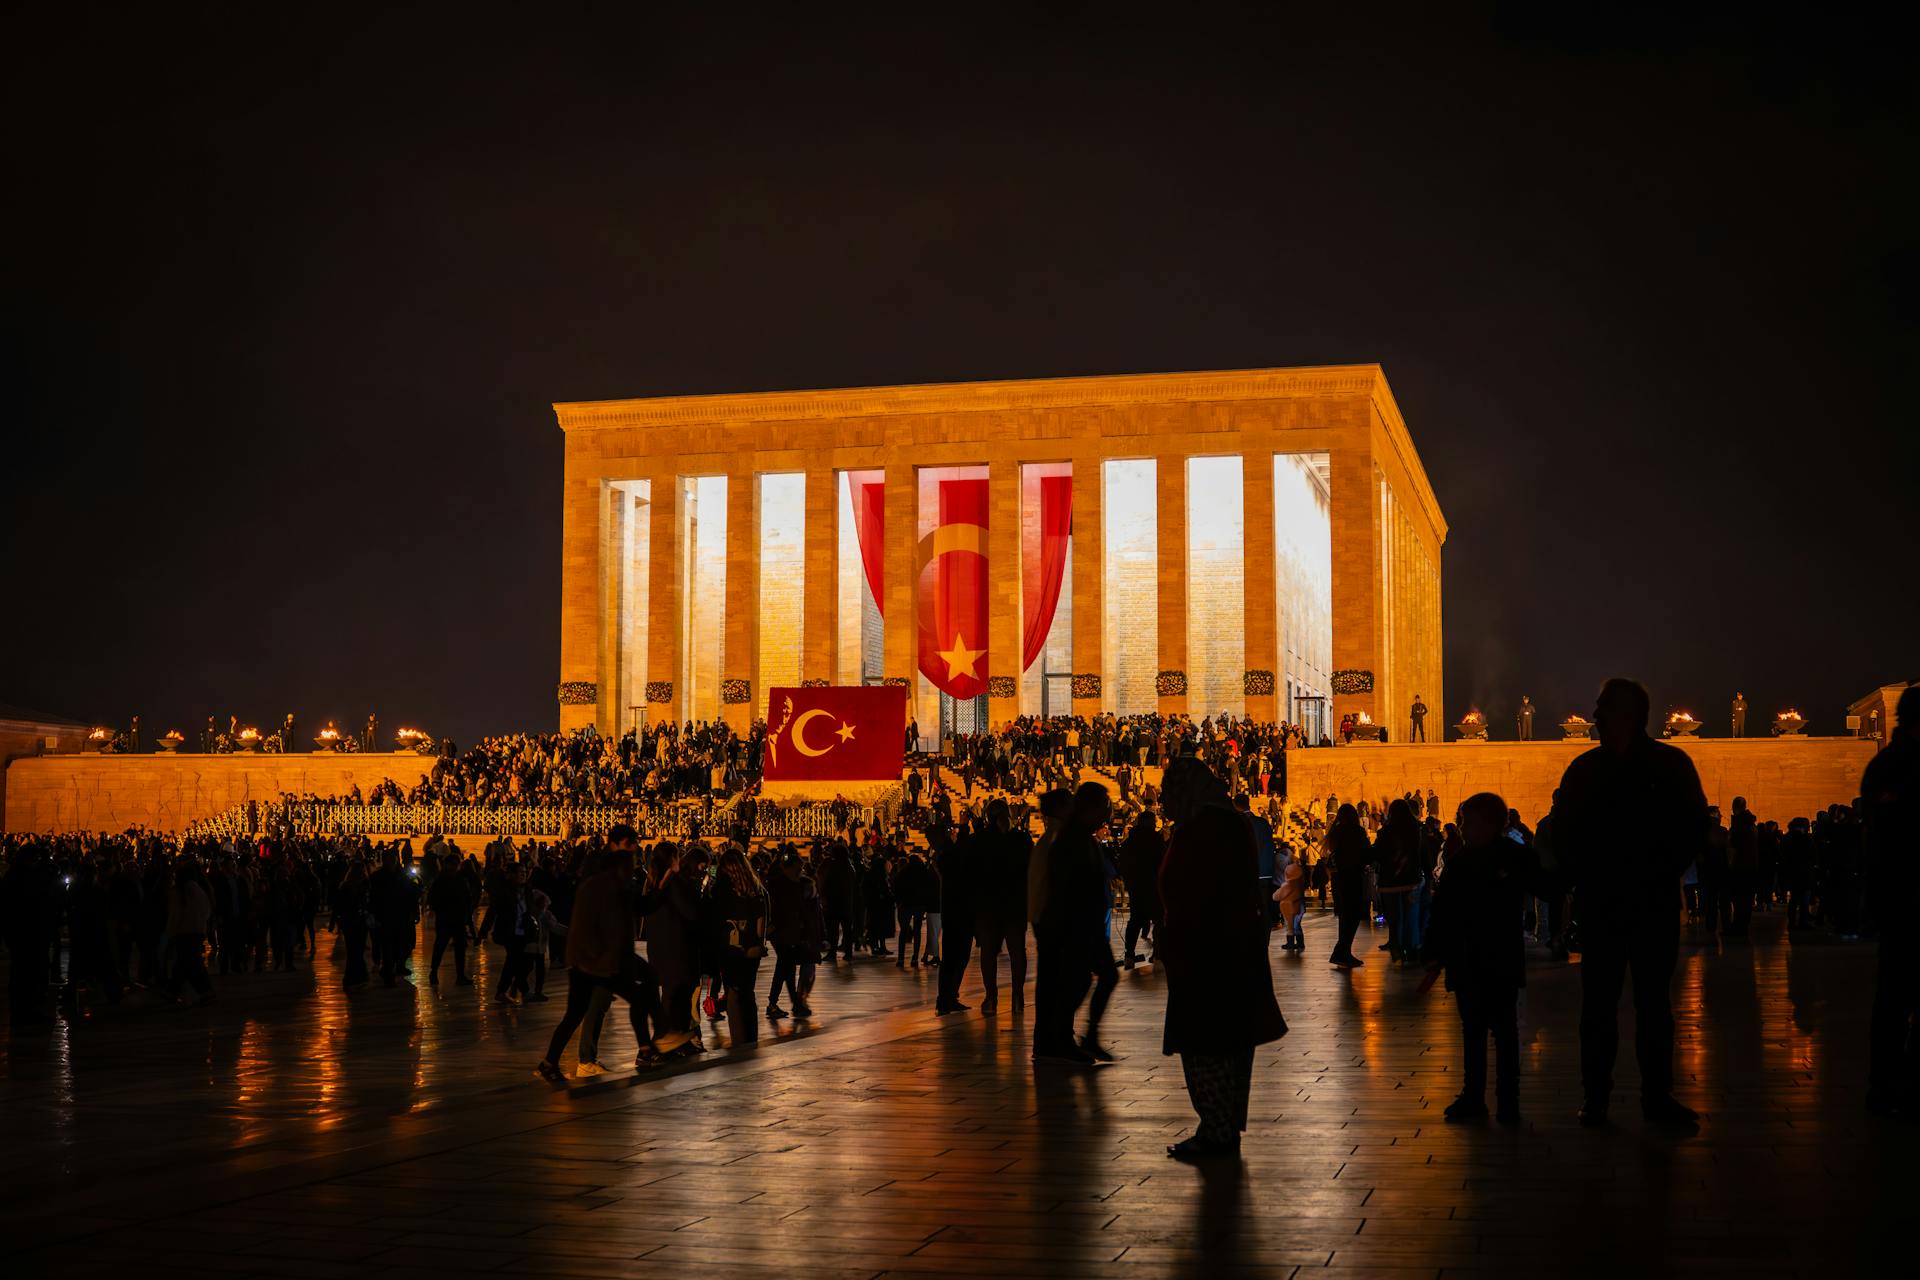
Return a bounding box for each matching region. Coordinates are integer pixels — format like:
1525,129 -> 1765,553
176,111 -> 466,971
1,911 -> 1909,1276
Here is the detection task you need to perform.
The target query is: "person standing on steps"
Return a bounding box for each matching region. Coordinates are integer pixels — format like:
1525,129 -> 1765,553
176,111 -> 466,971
1552,677 -> 1708,1128
1158,755 -> 1287,1161
1517,695 -> 1535,741
1732,691 -> 1748,739
1410,694 -> 1428,742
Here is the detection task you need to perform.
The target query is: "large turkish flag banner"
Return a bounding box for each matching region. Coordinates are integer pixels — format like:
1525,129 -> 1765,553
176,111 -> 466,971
916,475 -> 989,700
762,685 -> 907,782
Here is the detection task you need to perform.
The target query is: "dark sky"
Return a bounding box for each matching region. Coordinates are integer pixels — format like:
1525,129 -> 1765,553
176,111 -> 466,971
5,3 -> 1914,746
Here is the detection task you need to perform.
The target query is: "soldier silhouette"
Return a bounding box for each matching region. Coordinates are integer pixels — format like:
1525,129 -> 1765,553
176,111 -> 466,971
1410,695 -> 1428,742
1732,692 -> 1747,738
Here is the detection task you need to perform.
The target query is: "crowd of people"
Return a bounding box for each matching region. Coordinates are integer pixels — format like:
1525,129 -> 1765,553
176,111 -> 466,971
4,681 -> 1916,1153
257,710 -> 1300,822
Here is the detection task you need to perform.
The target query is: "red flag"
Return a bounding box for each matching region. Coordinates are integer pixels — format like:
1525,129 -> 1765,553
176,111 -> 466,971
762,686 -> 906,782
915,476 -> 989,700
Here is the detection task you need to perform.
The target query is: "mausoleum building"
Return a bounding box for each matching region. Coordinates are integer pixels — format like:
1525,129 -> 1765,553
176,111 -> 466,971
552,365 -> 1446,748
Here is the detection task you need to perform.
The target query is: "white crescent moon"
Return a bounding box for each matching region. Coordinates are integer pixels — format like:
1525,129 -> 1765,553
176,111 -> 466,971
792,708 -> 837,757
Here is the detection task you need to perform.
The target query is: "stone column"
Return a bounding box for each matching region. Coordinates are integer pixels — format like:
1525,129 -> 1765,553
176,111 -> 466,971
646,468 -> 682,727
1070,454 -> 1104,714
883,462 -> 919,741
1242,445 -> 1280,723
1155,454 -> 1188,716
557,439 -> 601,733
1328,442 -> 1382,728
988,457 -> 1021,728
601,490 -> 628,731
801,463 -> 838,685
721,467 -> 760,734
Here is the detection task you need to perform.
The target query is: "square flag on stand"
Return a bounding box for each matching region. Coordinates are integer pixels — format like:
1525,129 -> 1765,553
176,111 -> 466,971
762,686 -> 907,781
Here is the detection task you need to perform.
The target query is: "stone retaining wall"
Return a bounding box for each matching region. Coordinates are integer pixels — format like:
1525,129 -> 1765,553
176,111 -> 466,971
3,753 -> 435,834
1281,736 -> 1878,825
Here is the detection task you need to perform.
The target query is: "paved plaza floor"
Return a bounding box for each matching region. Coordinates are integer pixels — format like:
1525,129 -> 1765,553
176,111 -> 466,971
0,908 -> 1910,1278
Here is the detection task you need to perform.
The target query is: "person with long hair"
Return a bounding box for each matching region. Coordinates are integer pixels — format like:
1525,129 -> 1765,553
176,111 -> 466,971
705,844 -> 769,1048
1375,798 -> 1423,961
1158,755 -> 1287,1161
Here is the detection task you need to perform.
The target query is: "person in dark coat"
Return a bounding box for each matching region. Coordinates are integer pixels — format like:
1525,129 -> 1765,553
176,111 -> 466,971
1326,805 -> 1372,967
1863,685 -> 1920,1115
1117,811 -> 1164,968
973,798 -> 1031,1013
704,845 -> 769,1047
369,848 -> 421,987
934,821 -> 978,1013
1552,677 -> 1708,1128
1035,783 -> 1120,1063
766,850 -> 820,1019
893,853 -> 934,968
820,845 -> 856,962
426,850 -> 474,985
1157,756 -> 1287,1161
861,850 -> 895,956
643,843 -> 706,1044
335,858 -> 371,990
1426,791 -> 1536,1123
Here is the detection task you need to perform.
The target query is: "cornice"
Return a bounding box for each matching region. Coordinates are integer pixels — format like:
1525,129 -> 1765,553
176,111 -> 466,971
551,363 -> 1446,542
552,365 -> 1387,431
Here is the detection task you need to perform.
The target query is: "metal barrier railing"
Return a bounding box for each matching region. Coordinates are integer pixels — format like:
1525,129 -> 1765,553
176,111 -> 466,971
184,785 -> 906,844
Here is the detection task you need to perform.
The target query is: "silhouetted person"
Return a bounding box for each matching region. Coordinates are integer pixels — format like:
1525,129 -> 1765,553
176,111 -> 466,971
1118,811 -> 1163,968
1427,791 -> 1535,1122
369,849 -> 420,987
1326,804 -> 1371,967
1552,677 -> 1708,1127
537,825 -> 688,1081
1726,796 -> 1758,937
1158,755 -> 1287,1161
934,821 -> 977,1014
1517,695 -> 1535,741
1409,694 -> 1428,742
1863,685 -> 1920,1115
426,851 -> 474,985
1027,787 -> 1074,1059
1731,691 -> 1748,738
973,798 -> 1031,1012
1780,816 -> 1815,930
1035,782 -> 1118,1063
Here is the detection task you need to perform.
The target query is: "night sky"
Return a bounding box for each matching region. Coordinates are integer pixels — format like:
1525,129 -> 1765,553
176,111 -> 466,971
5,4 -> 1913,747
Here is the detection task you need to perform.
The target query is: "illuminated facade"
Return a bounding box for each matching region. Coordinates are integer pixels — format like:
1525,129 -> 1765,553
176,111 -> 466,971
555,366 -> 1446,747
